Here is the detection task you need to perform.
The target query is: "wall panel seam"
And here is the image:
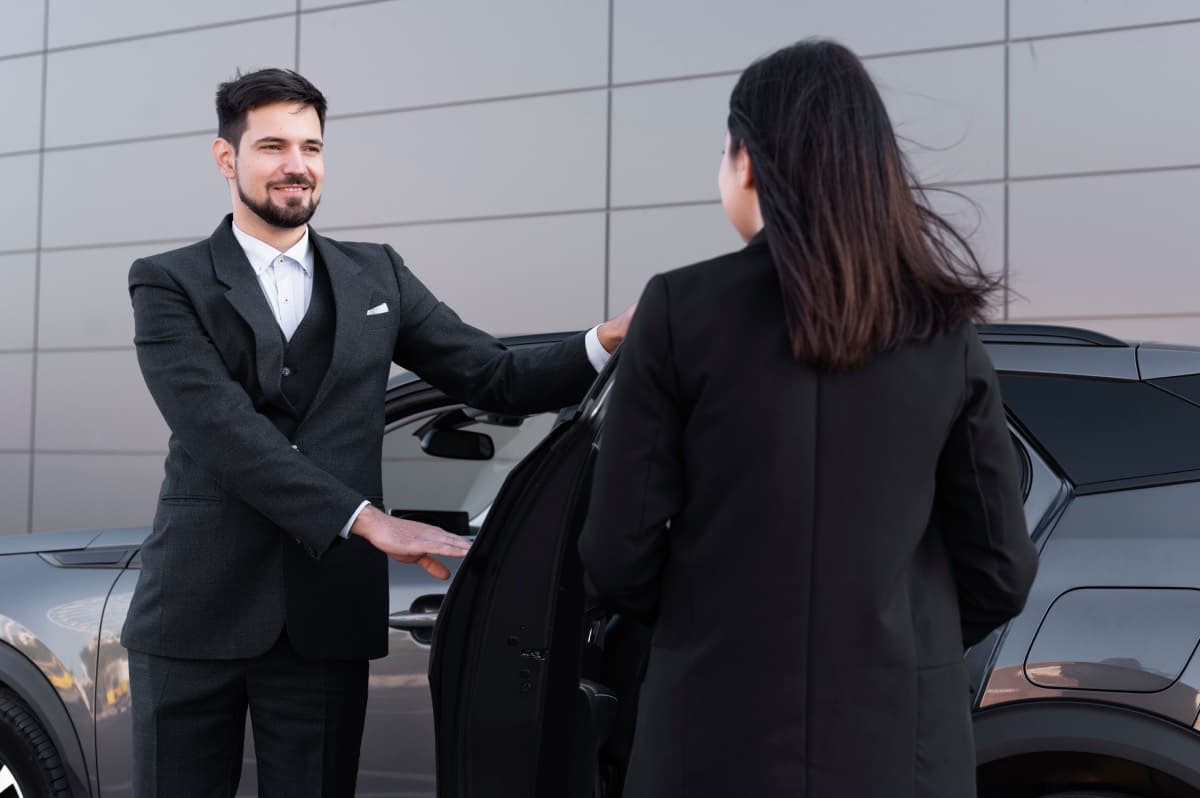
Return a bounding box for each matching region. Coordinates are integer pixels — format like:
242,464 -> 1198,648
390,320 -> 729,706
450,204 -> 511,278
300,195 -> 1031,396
603,0 -> 614,318
28,0 -> 49,534
1003,0 -> 1011,320
299,0 -> 401,17
26,148 -> 1200,257
28,10 -> 298,57
1009,16 -> 1200,44
294,0 -> 301,71
9,11 -> 1198,67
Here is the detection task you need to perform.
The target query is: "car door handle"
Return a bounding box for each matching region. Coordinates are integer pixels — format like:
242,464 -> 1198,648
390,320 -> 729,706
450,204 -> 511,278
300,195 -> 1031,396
388,610 -> 439,630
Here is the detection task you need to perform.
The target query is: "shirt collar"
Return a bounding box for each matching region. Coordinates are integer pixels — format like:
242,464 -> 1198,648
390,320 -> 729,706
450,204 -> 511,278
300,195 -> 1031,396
231,221 -> 313,277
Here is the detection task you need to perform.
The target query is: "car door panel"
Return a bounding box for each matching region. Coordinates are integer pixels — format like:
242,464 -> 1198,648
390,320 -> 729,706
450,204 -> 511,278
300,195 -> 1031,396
430,373 -> 611,798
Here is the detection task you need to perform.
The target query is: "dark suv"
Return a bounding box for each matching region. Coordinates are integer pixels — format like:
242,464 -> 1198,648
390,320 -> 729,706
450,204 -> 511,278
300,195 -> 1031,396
3,325 -> 1200,798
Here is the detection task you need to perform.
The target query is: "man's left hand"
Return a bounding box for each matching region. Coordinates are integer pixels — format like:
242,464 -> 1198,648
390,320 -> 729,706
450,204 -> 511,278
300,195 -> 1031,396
597,303 -> 636,353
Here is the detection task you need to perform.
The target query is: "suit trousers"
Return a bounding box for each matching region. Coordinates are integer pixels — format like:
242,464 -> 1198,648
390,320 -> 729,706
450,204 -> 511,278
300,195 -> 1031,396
129,629 -> 369,798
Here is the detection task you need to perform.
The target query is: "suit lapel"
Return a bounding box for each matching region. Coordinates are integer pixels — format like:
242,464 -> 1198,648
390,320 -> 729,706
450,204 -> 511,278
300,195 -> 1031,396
210,216 -> 289,411
305,227 -> 371,421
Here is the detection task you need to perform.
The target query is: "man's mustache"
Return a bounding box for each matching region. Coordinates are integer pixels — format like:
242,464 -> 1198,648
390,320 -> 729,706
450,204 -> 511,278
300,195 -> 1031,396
268,178 -> 315,189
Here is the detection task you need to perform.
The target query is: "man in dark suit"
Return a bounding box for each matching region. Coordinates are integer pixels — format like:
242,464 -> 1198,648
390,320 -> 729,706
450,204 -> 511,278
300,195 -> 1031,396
124,68 -> 629,797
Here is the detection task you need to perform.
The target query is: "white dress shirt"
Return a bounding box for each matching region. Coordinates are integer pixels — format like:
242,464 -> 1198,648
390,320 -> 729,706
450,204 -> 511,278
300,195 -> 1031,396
230,222 -> 612,540
231,222 -> 313,342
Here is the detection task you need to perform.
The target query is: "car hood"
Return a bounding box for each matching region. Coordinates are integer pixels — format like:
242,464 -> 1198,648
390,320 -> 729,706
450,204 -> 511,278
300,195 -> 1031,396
0,526 -> 150,556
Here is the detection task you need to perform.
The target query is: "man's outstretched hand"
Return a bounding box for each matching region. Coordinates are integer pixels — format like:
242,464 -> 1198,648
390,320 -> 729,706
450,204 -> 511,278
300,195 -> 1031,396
350,505 -> 471,579
597,303 -> 636,353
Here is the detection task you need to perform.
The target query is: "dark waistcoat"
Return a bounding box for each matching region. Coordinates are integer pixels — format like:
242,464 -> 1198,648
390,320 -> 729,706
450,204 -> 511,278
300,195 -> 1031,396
268,253 -> 335,437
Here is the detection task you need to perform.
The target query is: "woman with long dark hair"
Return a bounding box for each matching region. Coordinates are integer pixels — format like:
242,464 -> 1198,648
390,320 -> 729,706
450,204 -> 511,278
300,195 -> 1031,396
578,39 -> 1038,797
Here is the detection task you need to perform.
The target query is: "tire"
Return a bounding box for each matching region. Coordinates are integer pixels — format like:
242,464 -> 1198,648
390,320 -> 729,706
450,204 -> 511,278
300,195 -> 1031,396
0,689 -> 71,798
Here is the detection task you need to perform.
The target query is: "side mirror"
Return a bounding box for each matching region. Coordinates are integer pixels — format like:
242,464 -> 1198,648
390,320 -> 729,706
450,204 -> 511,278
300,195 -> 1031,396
419,427 -> 495,460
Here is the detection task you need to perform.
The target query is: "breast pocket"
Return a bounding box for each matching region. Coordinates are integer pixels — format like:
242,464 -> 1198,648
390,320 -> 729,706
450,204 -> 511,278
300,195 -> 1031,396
363,294 -> 396,334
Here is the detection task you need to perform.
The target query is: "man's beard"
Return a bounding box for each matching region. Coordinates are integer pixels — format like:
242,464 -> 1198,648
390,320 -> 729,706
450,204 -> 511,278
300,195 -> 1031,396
237,176 -> 320,229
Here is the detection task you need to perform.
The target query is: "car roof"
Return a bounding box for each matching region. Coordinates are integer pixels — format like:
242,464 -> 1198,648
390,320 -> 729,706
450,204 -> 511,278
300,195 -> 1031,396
978,323 -> 1200,381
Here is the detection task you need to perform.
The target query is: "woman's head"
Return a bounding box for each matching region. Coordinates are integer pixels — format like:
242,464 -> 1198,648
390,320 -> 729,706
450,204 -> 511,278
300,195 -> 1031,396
723,39 -> 999,370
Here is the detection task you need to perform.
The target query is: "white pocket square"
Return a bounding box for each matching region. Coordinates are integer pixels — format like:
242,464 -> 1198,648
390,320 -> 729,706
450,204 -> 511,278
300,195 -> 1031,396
366,302 -> 389,316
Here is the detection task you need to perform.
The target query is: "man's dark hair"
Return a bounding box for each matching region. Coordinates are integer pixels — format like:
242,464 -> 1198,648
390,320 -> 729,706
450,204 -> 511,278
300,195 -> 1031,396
215,68 -> 327,150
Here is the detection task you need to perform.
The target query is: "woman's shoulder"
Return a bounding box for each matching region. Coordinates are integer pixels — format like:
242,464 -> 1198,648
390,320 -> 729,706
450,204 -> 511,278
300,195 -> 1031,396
655,241 -> 775,299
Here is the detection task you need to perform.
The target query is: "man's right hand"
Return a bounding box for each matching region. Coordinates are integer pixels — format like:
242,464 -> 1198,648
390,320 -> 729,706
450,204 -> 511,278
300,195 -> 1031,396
350,505 -> 471,579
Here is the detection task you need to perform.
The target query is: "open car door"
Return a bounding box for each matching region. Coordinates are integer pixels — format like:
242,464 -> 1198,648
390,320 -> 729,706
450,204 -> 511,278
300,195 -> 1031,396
430,355 -> 629,798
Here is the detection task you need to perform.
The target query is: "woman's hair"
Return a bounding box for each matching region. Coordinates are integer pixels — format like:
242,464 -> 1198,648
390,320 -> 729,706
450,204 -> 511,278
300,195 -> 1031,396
727,39 -> 1000,370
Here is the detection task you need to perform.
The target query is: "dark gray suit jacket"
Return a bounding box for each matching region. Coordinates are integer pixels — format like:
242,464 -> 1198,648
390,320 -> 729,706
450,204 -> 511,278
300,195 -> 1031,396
579,237 -> 1038,797
123,216 -> 596,661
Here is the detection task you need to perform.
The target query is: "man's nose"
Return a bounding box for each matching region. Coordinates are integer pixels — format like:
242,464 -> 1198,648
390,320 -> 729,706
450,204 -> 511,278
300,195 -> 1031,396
282,146 -> 306,174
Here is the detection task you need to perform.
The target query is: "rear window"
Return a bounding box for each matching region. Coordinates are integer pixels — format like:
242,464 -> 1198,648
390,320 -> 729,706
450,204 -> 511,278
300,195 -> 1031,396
998,374 -> 1200,486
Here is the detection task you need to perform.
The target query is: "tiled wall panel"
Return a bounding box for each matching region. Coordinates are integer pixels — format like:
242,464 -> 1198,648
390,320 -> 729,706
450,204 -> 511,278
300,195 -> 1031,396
0,354 -> 34,450
608,185 -> 1005,320
32,453 -> 162,531
925,182 -> 1006,283
5,2 -> 1200,533
1009,24 -> 1200,176
612,0 -> 1005,83
1010,0 -> 1200,38
41,134 -> 226,248
0,254 -> 37,351
869,46 -> 1005,184
318,91 -> 607,228
0,154 -> 41,251
336,212 -> 607,337
301,0 -> 607,114
34,349 -> 169,452
39,244 -> 186,350
0,0 -> 44,58
45,17 -> 295,148
0,455 -> 30,535
611,46 -> 1004,209
608,203 -> 744,314
1008,171 -> 1200,320
47,0 -> 293,49
610,76 -> 735,208
0,55 -> 44,154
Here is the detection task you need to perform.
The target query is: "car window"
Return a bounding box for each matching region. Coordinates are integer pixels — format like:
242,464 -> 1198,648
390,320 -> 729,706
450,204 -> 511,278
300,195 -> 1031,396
381,408 -> 557,525
999,374 -> 1200,487
1010,433 -> 1031,501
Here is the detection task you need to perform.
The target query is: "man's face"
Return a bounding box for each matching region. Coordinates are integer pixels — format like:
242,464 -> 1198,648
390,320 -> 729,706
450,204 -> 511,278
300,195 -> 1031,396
230,102 -> 324,229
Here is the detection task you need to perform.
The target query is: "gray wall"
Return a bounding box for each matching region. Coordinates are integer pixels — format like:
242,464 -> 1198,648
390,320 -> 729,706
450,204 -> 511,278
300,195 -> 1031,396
2,0 -> 1199,534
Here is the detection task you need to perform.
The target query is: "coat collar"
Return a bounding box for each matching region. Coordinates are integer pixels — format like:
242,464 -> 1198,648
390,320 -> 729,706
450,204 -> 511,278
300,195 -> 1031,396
210,215 -> 372,421
211,215 -> 289,411
304,226 -> 371,421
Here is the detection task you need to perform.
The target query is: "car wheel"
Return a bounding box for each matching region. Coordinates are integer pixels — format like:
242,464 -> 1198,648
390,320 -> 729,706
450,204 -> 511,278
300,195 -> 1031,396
0,689 -> 70,798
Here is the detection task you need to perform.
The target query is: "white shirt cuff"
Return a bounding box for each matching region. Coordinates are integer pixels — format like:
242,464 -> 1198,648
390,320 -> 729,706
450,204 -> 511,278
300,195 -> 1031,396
584,325 -> 612,373
340,500 -> 371,539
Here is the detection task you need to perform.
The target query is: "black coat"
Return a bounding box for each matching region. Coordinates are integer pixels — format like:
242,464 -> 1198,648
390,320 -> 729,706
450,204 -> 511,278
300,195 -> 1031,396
578,237 -> 1038,798
122,215 -> 596,662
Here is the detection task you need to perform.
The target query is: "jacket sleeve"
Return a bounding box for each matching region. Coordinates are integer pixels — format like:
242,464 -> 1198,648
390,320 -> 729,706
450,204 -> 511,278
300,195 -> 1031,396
130,256 -> 364,558
935,326 -> 1040,647
577,274 -> 684,617
382,246 -> 597,415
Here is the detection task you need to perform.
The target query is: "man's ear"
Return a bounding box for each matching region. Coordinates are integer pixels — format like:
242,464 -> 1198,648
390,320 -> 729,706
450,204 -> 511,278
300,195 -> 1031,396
737,149 -> 756,191
213,137 -> 236,179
